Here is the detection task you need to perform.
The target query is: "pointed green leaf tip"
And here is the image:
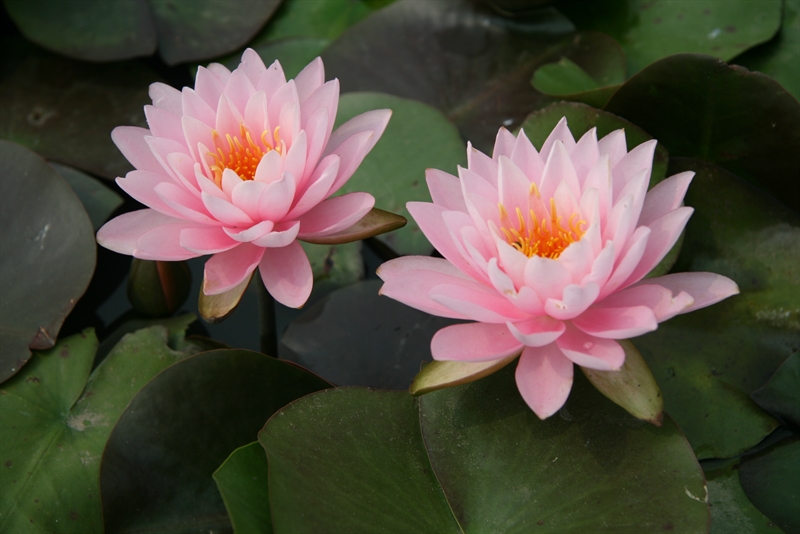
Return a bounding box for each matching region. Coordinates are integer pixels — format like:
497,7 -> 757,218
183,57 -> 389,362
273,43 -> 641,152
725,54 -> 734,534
301,207 -> 406,245
582,339 -> 664,426
409,352 -> 520,396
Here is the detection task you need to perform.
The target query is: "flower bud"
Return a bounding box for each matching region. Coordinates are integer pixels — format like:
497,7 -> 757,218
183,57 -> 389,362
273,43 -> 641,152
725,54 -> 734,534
127,259 -> 191,317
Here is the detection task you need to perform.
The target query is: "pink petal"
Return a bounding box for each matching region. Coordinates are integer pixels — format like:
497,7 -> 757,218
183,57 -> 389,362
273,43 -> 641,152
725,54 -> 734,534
430,283 -> 529,323
286,154 -> 339,219
194,66 -> 226,109
97,209 -> 179,255
510,129 -> 544,181
600,226 -> 651,299
302,108 -> 329,181
203,243 -> 265,295
223,67 -> 257,114
111,126 -> 163,173
240,48 -> 268,87
257,59 -> 287,100
426,168 -> 467,212
294,57 -> 325,103
221,167 -> 243,197
282,130 -> 307,189
597,129 -> 627,169
639,171 -> 694,227
431,323 -> 522,362
498,156 -> 531,215
215,94 -> 244,138
487,257 -> 517,296
154,182 -> 218,225
224,220 -> 275,243
180,226 -> 239,254
280,101 -> 301,147
377,255 -> 469,280
134,221 -> 206,261
492,127 -> 517,159
544,282 -> 601,320
466,142 -> 498,185
207,63 -> 232,85
182,87 -> 216,126
182,115 -> 214,162
623,206 -> 694,288
201,191 -> 254,227
268,80 -> 299,138
166,152 -> 200,194
301,79 -> 339,139
556,324 -> 625,371
409,202 -> 480,279
540,141 -> 580,200
378,258 -> 472,319
507,316 -> 566,347
259,240 -> 312,308
254,150 -> 283,184
116,171 -> 180,218
596,284 -> 695,322
257,171 -> 297,221
570,128 -> 600,185
539,117 -> 577,162
149,82 -> 182,114
515,344 -> 574,419
297,192 -> 374,237
230,180 -> 268,221
611,139 -> 656,201
636,272 -> 739,314
252,221 -> 300,248
524,255 -> 571,302
244,90 -> 270,139
572,305 -> 658,339
325,109 -> 391,184
144,105 -> 185,146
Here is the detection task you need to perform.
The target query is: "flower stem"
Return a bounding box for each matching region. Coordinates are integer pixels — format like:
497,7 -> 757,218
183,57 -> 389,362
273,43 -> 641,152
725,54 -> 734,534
256,276 -> 278,357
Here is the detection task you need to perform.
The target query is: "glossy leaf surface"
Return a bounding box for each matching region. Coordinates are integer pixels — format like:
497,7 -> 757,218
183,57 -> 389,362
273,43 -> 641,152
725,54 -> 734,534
751,351 -> 800,427
0,141 -> 95,383
51,163 -> 123,232
704,459 -> 777,534
213,442 -> 272,534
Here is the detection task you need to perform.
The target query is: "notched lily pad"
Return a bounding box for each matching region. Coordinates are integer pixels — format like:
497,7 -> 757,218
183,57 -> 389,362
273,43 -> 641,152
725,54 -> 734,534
50,163 -> 123,231
0,141 -> 95,383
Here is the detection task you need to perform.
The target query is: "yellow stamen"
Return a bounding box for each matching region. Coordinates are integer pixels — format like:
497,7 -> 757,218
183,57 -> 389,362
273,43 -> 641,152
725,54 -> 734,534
207,124 -> 283,187
498,198 -> 586,259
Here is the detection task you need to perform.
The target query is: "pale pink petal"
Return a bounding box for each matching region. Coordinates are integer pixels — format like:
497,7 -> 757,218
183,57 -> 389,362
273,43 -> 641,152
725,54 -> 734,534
278,100 -> 301,148
254,150 -> 283,184
267,80 -> 299,137
297,192 -> 374,237
224,220 -> 275,243
240,48 -> 268,87
215,95 -> 244,138
201,191 -> 254,227
149,82 -> 182,114
515,286 -> 546,316
571,128 -> 599,185
596,284 -> 695,322
252,221 -> 300,248
207,63 -> 232,84
622,206 -> 694,287
540,141 -> 580,200
134,221 -> 206,261
487,257 -> 517,296
194,66 -> 226,109
180,226 -> 239,254
636,272 -> 739,314
507,316 -> 566,347
203,243 -> 265,295
230,180 -> 267,221
427,168 -> 467,212
181,115 -> 214,162
195,164 -> 227,200
545,282 -> 600,320
182,87 -> 216,126
600,226 -> 650,299
498,156 -> 531,214
524,255 -> 571,302
378,260 -> 472,319
116,172 -> 180,218
302,108 -> 329,180
611,139 -> 657,200
597,129 -> 627,169
510,129 -> 544,181
301,79 -> 339,140
582,155 -> 612,226
325,108 -> 391,156
286,154 -> 339,219
556,324 -> 625,371
144,105 -> 185,145
603,193 -> 635,249
166,152 -> 200,194
259,240 -> 312,308
154,182 -> 218,225
639,171 -> 694,227
223,67 -> 257,114
145,137 -> 190,181
257,59 -> 287,99
431,323 -> 522,362
430,283 -> 529,323
491,227 -> 527,288
492,127 -> 517,159
572,305 -> 658,339
539,117 -> 576,162
282,130 -> 307,188
258,171 -> 297,221
466,142 -> 498,185
244,90 -> 270,139
220,168 -> 243,198
97,209 -> 179,255
408,202 -> 476,277
111,126 -> 163,173
612,168 -> 650,239
377,255 -> 470,281
294,57 -> 325,103
515,344 -> 573,419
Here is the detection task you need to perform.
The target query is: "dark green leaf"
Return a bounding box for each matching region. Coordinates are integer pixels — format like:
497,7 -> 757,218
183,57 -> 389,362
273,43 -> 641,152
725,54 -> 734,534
634,158 -> 799,459
301,208 -> 407,246
739,437 -> 800,534
100,349 -> 331,533
604,54 -> 800,211
0,324 -> 200,532
752,351 -> 800,427
260,388 -> 462,533
50,163 -> 123,231
557,0 -> 782,73
703,459 -> 778,534
3,0 -> 157,61
280,280 -> 462,390
0,141 -> 95,383
213,442 -> 272,534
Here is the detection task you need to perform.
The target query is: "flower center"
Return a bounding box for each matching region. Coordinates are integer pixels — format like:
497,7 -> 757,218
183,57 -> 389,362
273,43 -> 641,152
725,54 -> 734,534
207,124 -> 283,186
498,197 -> 586,259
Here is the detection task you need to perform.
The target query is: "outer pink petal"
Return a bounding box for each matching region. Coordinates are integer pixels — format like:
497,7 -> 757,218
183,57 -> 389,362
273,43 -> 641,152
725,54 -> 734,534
426,168 -> 467,212
134,221 -> 205,261
257,59 -> 287,100
180,226 -> 239,254
639,171 -> 694,227
240,48 -> 268,87
116,172 -> 180,218
285,154 -> 340,219
597,129 -> 627,169
571,128 -> 599,185
252,221 -> 300,248
144,105 -> 185,146
498,156 -> 531,214
430,283 -> 529,323
556,324 -> 625,371
201,192 -> 254,227
540,141 -> 580,200
230,180 -> 268,221
294,56 -> 325,103
182,87 -> 216,126
377,258 -> 472,320
111,126 -> 163,173
507,316 -> 566,347
539,117 -> 577,163
635,272 -> 739,314
259,240 -> 312,308
466,142 -> 498,185
97,209 -> 179,255
492,127 -> 517,159
194,66 -> 226,108
515,344 -> 574,419
572,305 -> 658,339
149,82 -> 182,114
409,202 -> 476,278
596,284 -> 695,322
510,129 -> 544,182
203,243 -> 265,295
600,226 -> 651,299
431,323 -> 523,362
297,192 -> 374,237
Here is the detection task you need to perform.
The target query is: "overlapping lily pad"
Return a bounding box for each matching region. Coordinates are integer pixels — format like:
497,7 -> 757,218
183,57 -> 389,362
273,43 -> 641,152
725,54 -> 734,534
0,323 -> 202,532
752,351 -> 800,427
100,349 -> 331,533
0,141 -> 95,383
605,54 -> 800,211
739,437 -> 800,533
557,0 -> 782,73
50,163 -> 123,231
259,365 -> 709,532
633,158 -> 799,459
213,442 -> 272,534
703,459 -> 777,534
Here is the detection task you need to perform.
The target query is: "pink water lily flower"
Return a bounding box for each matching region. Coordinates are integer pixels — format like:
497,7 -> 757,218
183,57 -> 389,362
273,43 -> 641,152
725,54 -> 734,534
97,50 -> 391,308
378,120 -> 739,418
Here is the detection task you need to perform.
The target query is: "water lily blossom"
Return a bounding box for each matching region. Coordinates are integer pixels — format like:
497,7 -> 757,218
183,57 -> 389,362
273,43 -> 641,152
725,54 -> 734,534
98,50 -> 395,308
378,120 -> 739,419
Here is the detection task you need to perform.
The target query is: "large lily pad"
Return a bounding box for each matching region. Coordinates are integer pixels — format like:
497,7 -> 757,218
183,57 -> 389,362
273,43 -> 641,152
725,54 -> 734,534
0,47 -> 158,179
604,54 -> 800,212
50,163 -> 123,232
633,158 -> 799,459
99,349 -> 331,533
0,141 -> 95,383
280,280 -> 462,390
739,437 -> 800,534
703,459 -> 777,534
557,0 -> 782,73
259,365 -> 709,533
322,0 -> 579,151
213,442 -> 272,534
752,351 -> 800,427
0,323 -> 201,532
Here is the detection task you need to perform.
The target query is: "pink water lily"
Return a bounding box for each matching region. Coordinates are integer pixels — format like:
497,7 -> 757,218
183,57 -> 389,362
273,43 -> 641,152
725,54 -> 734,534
378,120 -> 739,419
97,50 -> 391,308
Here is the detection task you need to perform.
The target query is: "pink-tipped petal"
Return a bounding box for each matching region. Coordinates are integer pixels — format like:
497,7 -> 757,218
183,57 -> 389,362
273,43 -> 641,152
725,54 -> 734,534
297,192 -> 374,237
252,221 -> 300,248
623,206 -> 694,287
230,179 -> 267,221
431,323 -> 522,362
258,59 -> 287,99
539,117 -> 577,162
286,154 -> 340,219
540,141 -> 580,200
510,129 -> 544,181
182,87 -> 216,126
259,240 -> 312,308
493,127 -> 517,159
201,192 -> 253,227
194,66 -> 226,108
133,221 -> 205,261
515,344 -> 574,419
294,56 -> 325,103
203,243 -> 265,295
97,209 -> 179,255
524,255 -> 572,302
544,282 -> 601,320
180,226 -> 239,254
223,220 -> 275,243
111,126 -> 163,173
507,316 -> 566,347
240,48 -> 268,86
149,82 -> 182,114
378,258 -> 472,319
572,305 -> 658,339
597,129 -> 627,169
258,171 -> 297,222
639,171 -> 694,226
430,283 -> 529,323
556,324 -> 625,371
427,168 -> 467,212
597,284 -> 695,322
637,272 -> 739,314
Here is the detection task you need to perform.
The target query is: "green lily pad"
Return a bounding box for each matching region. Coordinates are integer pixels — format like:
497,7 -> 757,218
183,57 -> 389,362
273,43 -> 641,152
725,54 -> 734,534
300,240 -> 364,289
633,157 -> 799,459
604,54 -> 800,212
0,46 -> 158,179
0,141 -> 95,383
3,0 -> 157,62
99,349 -> 331,533
752,351 -> 800,427
557,0 -> 782,74
213,442 -> 272,534
739,437 -> 800,534
735,0 -> 800,101
229,37 -> 331,79
50,163 -> 123,232
336,92 -> 466,256
321,0 -> 578,151
703,459 -> 778,534
280,280 -> 462,390
259,365 -> 709,533
0,323 -> 202,532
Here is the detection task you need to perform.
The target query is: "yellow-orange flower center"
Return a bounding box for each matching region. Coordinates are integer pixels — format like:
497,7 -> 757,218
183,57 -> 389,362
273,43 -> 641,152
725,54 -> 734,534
208,124 -> 283,186
498,195 -> 586,259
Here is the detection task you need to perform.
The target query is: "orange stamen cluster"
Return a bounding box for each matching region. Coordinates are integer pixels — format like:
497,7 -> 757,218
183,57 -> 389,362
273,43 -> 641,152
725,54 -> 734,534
208,124 -> 283,186
498,195 -> 586,259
